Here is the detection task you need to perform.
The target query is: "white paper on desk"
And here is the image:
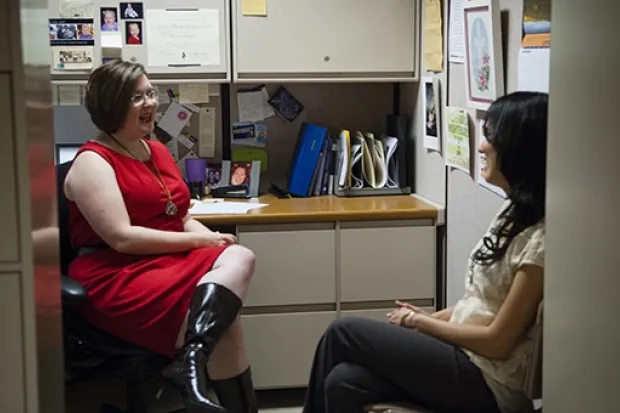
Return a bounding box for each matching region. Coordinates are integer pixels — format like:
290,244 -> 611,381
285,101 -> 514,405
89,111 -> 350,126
57,85 -> 82,106
189,201 -> 268,215
448,0 -> 465,63
58,0 -> 95,17
158,102 -> 193,137
237,90 -> 267,122
146,9 -> 221,67
180,84 -> 210,104
198,107 -> 216,158
517,47 -> 550,93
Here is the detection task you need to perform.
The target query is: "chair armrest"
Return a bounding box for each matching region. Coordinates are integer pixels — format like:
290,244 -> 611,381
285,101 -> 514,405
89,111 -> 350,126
61,275 -> 87,306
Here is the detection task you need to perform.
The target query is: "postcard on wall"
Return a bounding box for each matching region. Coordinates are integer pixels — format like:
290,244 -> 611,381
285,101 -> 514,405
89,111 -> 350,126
145,9 -> 221,67
52,47 -> 94,70
463,0 -> 505,110
476,118 -> 506,198
444,107 -> 471,174
422,76 -> 441,152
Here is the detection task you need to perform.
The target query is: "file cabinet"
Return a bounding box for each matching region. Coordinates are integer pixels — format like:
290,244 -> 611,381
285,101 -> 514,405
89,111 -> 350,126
235,217 -> 437,389
0,74 -> 21,264
232,0 -> 418,82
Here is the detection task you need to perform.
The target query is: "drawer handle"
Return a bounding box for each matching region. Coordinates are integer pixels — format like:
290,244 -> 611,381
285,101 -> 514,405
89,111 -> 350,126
323,56 -> 330,62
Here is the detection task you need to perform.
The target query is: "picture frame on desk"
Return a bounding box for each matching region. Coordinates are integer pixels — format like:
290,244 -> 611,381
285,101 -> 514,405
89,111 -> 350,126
463,0 -> 505,111
220,160 -> 261,198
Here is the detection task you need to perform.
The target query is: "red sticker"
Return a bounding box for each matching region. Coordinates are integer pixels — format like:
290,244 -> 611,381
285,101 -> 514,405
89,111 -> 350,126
178,111 -> 187,121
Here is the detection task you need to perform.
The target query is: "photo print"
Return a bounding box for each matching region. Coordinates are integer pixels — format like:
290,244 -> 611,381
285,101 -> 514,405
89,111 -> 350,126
125,21 -> 143,45
53,47 -> 94,70
49,18 -> 95,46
120,2 -> 144,19
229,162 -> 252,187
101,7 -> 119,32
422,76 -> 441,152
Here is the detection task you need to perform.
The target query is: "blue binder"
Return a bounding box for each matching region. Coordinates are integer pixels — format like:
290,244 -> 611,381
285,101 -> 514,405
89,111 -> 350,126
288,123 -> 328,197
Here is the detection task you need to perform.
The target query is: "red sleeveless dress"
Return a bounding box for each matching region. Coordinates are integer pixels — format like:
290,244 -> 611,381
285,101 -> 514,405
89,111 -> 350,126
67,140 -> 227,357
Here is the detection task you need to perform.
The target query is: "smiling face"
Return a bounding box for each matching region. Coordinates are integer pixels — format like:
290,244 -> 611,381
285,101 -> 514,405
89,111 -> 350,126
479,121 -> 508,189
117,74 -> 158,138
129,23 -> 140,37
103,10 -> 116,25
231,166 -> 248,185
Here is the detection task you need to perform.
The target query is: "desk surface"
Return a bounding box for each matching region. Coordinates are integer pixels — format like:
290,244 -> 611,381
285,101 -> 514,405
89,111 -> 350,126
192,194 -> 437,225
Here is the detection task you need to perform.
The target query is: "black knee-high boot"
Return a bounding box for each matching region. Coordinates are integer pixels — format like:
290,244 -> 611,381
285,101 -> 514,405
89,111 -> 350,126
212,367 -> 258,413
162,283 -> 242,413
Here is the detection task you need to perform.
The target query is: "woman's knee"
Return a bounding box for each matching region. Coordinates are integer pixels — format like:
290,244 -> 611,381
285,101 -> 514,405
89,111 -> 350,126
325,316 -> 370,339
219,244 -> 256,282
324,362 -> 364,401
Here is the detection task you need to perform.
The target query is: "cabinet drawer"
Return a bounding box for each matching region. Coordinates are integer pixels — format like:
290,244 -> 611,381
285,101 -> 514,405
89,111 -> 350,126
0,274 -> 25,413
340,224 -> 435,302
0,75 -> 20,263
233,0 -> 416,76
238,226 -> 336,307
340,307 -> 436,324
240,311 -> 336,389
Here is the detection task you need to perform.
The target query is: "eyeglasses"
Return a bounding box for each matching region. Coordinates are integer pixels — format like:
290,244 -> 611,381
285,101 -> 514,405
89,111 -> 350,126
130,88 -> 159,105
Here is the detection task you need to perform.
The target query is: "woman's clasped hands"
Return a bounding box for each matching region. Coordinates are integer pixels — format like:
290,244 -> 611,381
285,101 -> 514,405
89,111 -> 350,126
387,300 -> 429,328
200,231 -> 237,247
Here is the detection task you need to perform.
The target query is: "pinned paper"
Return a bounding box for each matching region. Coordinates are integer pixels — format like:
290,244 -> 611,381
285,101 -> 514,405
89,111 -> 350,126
237,90 -> 267,122
157,87 -> 170,104
242,0 -> 267,16
157,101 -> 193,138
198,107 -> 216,158
180,84 -> 210,104
57,85 -> 82,106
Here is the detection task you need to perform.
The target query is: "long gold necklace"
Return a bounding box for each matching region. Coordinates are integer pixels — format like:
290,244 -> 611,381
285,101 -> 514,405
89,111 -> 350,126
108,136 -> 178,216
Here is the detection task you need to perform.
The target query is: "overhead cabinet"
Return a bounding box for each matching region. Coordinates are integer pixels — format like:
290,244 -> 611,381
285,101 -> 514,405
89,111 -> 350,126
232,0 -> 419,82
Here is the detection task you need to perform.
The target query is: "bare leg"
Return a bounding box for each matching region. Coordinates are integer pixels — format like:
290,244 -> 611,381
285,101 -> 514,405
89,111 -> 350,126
197,244 -> 255,300
174,244 -> 254,378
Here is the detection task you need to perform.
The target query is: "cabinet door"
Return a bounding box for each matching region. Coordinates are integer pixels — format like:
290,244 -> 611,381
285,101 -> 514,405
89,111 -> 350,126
241,311 -> 336,389
0,75 -> 20,263
238,224 -> 336,307
339,222 -> 435,303
0,1 -> 9,71
0,274 -> 25,413
233,0 -> 416,79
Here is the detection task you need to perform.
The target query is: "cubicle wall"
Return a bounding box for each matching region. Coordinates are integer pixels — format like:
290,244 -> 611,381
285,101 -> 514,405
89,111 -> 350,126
444,0 -> 525,305
409,0 -> 530,305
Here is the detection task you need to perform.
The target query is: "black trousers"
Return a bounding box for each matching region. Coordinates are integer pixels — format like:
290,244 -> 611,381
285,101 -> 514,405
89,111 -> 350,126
302,317 -> 501,413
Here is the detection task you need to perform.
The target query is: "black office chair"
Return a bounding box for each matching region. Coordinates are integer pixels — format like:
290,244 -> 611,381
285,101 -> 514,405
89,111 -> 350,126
58,161 -> 184,413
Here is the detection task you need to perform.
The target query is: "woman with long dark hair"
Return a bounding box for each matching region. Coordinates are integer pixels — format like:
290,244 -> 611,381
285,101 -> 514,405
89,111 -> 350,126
302,92 -> 548,413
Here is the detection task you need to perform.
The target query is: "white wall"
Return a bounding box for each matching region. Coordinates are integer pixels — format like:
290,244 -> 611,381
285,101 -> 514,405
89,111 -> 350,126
544,1 -> 620,411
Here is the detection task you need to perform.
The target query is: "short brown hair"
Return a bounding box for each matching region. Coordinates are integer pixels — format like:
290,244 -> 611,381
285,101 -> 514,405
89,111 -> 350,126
84,60 -> 146,135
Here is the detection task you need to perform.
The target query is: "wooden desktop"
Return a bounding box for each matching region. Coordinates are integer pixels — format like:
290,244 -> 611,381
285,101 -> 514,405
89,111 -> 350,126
194,195 -> 438,390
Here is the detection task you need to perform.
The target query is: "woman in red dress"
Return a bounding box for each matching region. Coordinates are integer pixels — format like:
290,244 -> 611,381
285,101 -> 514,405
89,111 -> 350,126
64,60 -> 257,413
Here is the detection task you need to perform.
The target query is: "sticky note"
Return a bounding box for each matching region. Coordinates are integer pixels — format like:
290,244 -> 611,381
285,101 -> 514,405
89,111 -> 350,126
242,0 -> 267,16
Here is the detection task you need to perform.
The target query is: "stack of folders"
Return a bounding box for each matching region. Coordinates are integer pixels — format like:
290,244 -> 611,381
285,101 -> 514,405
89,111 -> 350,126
336,130 -> 403,190
288,123 -> 338,197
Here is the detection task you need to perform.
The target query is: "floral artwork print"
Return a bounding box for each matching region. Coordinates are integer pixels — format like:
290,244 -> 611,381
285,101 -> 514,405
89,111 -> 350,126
478,54 -> 491,92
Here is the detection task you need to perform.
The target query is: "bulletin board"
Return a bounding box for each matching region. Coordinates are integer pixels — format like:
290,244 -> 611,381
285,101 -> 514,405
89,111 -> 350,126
47,0 -> 231,81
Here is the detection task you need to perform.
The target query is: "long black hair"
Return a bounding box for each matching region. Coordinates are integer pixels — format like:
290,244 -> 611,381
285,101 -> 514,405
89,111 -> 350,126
473,91 -> 548,265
